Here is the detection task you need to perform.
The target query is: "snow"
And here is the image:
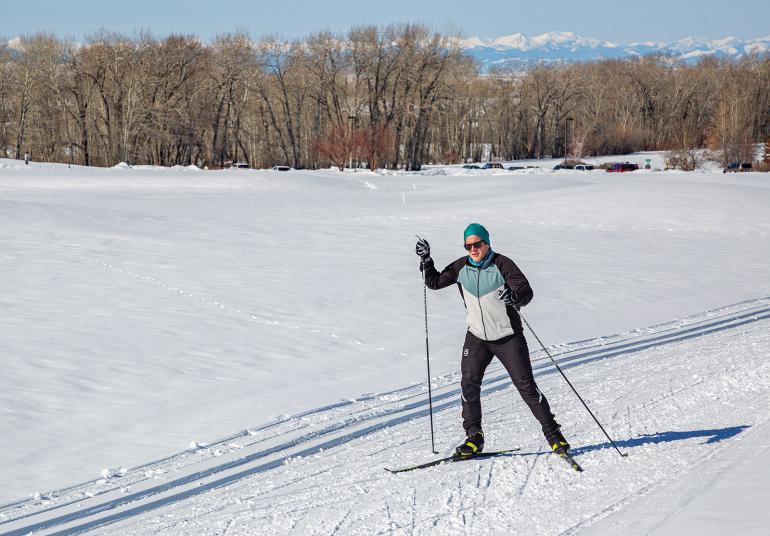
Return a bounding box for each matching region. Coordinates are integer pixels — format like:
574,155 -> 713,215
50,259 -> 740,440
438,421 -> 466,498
5,37 -> 23,51
680,49 -> 717,60
453,36 -> 487,49
459,31 -> 613,52
746,42 -> 770,54
459,32 -> 770,71
490,33 -> 530,49
1,156 -> 769,534
528,31 -> 605,49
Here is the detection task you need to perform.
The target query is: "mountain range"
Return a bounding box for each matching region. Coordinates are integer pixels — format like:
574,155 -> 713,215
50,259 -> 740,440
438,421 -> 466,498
456,32 -> 770,71
5,31 -> 769,72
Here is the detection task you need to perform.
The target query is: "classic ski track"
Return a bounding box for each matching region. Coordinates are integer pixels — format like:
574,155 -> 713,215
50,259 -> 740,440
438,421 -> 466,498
554,420 -> 757,536
1,298 -> 769,535
222,518 -> 236,536
456,476 -> 468,535
237,460 -> 353,508
3,310 -> 764,532
243,469 -> 381,516
484,460 -> 495,489
7,296 -> 764,518
383,498 -> 393,532
515,454 -> 541,499
328,507 -> 353,536
469,461 -> 489,533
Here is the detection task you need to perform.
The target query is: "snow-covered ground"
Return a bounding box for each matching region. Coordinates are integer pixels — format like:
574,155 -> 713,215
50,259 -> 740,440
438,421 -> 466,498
1,156 -> 768,534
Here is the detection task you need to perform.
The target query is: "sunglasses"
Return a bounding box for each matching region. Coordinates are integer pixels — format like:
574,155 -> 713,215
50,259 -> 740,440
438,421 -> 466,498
463,240 -> 486,251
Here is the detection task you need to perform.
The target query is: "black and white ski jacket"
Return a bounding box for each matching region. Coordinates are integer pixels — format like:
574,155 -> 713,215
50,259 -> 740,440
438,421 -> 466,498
423,252 -> 533,342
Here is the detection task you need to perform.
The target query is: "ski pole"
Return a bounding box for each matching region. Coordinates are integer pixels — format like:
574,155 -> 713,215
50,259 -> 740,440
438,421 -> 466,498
518,310 -> 628,458
417,235 -> 438,455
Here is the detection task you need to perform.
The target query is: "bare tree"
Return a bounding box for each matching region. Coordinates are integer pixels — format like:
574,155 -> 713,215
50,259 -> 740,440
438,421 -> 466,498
0,41 -> 13,157
1,27 -> 768,171
8,35 -> 52,159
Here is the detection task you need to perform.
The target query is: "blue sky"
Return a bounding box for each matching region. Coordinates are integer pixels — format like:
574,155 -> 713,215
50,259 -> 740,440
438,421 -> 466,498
2,0 -> 768,43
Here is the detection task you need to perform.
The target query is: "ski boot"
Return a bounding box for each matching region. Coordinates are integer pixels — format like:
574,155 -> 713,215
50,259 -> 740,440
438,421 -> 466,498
546,427 -> 583,471
545,427 -> 570,456
454,430 -> 484,459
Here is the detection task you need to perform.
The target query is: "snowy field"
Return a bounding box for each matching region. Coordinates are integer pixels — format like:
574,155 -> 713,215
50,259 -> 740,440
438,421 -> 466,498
1,156 -> 769,534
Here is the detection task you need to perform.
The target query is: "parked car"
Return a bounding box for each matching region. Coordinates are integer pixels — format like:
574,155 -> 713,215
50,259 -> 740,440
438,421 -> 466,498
606,162 -> 639,173
574,164 -> 595,171
232,161 -> 250,169
553,164 -> 573,170
462,164 -> 480,169
271,165 -> 292,172
723,162 -> 753,173
482,162 -> 504,169
507,166 -> 525,171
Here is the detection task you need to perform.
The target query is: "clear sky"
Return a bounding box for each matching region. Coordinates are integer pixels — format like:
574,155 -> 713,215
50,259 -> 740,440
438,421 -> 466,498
2,0 -> 768,43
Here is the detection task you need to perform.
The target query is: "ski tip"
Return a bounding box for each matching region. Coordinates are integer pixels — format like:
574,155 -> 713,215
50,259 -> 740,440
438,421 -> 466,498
385,467 -> 411,474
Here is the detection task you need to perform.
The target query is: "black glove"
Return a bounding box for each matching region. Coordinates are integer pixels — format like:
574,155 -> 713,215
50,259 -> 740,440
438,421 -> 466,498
415,237 -> 431,262
498,288 -> 520,309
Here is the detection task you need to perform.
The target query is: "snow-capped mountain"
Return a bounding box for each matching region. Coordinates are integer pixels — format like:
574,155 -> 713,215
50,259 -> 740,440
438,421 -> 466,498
458,31 -> 770,70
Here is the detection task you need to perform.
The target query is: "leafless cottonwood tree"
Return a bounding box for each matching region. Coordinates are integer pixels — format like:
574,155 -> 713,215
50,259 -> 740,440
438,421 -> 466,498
1,27 -> 768,169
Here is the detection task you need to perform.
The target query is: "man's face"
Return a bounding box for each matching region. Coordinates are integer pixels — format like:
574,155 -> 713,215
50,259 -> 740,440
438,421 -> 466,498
464,235 -> 489,262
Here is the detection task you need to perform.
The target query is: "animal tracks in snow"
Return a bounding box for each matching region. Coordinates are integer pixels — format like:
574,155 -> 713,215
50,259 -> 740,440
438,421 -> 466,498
350,215 -> 769,238
50,247 -> 412,361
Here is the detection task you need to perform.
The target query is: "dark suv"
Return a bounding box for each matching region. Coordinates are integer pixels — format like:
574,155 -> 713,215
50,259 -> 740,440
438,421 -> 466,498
482,162 -> 504,169
723,162 -> 753,173
606,162 -> 639,173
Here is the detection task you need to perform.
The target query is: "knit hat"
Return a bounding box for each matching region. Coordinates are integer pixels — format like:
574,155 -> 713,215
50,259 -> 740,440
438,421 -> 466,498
463,223 -> 490,244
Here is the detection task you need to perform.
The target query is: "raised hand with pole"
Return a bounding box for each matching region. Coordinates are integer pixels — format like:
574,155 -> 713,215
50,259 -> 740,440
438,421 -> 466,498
415,235 -> 438,455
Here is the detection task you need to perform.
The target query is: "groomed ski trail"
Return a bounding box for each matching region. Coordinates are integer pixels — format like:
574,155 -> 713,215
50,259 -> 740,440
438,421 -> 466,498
1,297 -> 769,535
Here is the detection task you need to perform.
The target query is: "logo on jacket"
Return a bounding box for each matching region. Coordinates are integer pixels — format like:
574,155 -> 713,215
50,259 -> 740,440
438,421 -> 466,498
463,348 -> 469,357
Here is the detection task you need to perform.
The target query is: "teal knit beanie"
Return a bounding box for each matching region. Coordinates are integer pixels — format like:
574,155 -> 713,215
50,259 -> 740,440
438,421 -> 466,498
463,223 -> 490,244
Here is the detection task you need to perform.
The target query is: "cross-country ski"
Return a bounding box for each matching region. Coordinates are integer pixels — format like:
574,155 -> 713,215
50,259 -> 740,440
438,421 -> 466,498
386,448 -> 523,473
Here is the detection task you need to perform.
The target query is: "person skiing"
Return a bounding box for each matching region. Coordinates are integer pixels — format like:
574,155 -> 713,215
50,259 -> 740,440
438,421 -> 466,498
415,223 -> 570,458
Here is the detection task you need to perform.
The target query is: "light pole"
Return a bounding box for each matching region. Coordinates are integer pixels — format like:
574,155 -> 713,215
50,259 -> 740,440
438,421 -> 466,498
565,117 -> 573,161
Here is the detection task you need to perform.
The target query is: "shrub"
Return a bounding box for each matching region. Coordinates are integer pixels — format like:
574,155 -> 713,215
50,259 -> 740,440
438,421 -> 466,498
664,149 -> 702,171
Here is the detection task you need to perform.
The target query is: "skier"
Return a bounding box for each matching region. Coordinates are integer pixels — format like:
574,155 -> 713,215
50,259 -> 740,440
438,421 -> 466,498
415,223 -> 570,458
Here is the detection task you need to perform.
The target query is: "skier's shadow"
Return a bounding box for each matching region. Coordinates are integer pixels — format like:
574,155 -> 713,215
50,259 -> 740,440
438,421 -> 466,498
569,424 -> 750,456
491,425 -> 750,458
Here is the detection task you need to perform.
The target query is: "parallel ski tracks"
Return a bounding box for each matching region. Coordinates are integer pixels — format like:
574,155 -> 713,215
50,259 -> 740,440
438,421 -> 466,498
1,297 -> 768,535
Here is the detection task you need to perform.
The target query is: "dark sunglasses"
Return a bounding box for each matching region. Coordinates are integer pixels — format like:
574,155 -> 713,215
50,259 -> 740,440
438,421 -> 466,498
463,240 -> 486,251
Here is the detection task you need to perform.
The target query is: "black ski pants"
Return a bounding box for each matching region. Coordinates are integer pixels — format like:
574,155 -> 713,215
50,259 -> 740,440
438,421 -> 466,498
460,331 -> 558,437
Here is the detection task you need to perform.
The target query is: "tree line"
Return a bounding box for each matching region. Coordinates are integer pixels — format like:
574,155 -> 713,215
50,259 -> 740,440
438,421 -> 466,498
1,25 -> 769,170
